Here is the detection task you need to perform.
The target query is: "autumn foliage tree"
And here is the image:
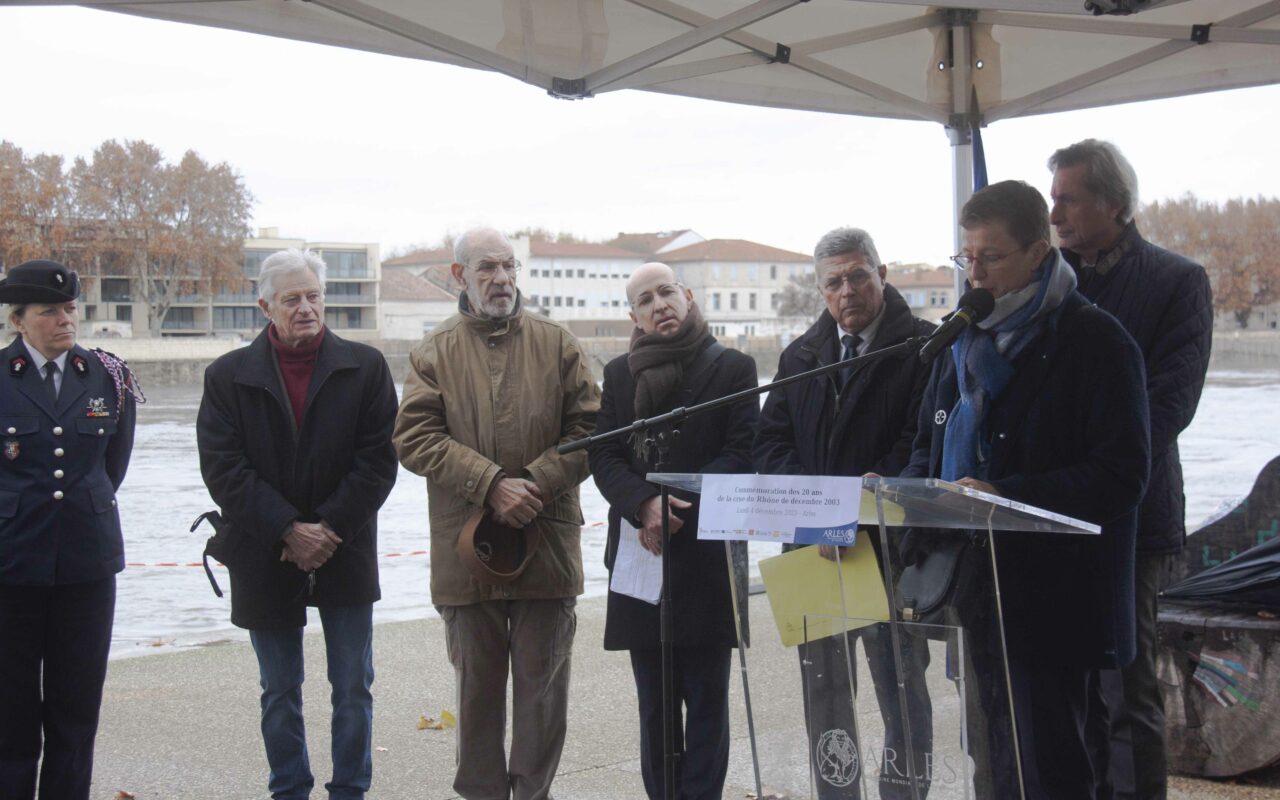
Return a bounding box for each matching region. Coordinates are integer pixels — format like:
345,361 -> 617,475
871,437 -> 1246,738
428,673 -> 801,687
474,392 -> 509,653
0,142 -> 76,267
0,138 -> 253,335
1137,194 -> 1280,328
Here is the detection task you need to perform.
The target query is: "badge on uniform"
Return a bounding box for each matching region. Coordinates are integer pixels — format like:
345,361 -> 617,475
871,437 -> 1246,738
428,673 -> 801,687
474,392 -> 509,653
9,356 -> 27,377
71,355 -> 88,376
3,439 -> 18,461
87,397 -> 110,417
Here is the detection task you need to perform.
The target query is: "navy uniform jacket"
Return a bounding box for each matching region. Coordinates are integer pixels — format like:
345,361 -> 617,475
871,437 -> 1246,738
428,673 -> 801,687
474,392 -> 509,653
0,337 -> 136,586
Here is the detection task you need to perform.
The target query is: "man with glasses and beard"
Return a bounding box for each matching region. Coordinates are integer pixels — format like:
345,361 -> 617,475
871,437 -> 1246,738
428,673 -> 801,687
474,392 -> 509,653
394,227 -> 599,800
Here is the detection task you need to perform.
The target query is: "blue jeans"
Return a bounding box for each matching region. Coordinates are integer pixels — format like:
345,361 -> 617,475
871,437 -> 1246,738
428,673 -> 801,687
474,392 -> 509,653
249,604 -> 374,800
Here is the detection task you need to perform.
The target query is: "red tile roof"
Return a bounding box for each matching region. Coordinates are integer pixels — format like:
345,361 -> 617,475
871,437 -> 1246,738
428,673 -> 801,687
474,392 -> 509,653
889,267 -> 956,288
607,230 -> 694,255
659,239 -> 810,263
383,247 -> 453,267
529,240 -> 645,259
381,270 -> 458,302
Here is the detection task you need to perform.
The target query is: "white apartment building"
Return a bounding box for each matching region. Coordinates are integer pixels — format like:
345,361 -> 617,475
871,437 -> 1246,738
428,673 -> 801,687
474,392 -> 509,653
661,239 -> 813,338
73,227 -> 380,339
886,263 -> 958,323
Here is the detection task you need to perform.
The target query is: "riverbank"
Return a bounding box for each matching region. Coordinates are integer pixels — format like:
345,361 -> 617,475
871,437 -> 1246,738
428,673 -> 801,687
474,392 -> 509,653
91,594 -> 1278,799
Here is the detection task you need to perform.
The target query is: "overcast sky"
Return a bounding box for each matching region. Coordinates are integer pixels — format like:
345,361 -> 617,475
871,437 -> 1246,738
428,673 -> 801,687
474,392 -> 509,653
4,5 -> 1278,265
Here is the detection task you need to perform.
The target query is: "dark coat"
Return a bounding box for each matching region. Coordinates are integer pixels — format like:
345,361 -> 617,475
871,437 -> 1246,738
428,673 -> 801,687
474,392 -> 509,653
197,327 -> 399,630
754,283 -> 935,481
1064,223 -> 1213,554
590,341 -> 758,651
903,292 -> 1151,668
0,338 -> 135,585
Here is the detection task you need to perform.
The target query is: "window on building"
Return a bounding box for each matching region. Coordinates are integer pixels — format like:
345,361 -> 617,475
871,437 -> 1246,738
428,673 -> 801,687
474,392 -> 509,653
577,299 -> 586,307
712,264 -> 722,280
101,278 -> 131,302
115,305 -> 132,322
711,293 -> 721,311
729,265 -> 739,280
749,293 -> 757,311
320,250 -> 369,278
84,305 -> 96,321
577,269 -> 585,278
730,293 -> 738,311
326,282 -> 367,301
162,307 -> 196,330
324,307 -> 366,329
771,293 -> 780,310
243,249 -> 274,278
554,297 -> 563,307
213,307 -> 261,329
553,270 -> 562,278
611,300 -> 621,307
770,265 -> 777,280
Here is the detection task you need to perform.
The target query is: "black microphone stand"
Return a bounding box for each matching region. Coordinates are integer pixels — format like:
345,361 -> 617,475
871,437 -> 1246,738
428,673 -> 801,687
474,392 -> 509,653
559,335 -> 929,800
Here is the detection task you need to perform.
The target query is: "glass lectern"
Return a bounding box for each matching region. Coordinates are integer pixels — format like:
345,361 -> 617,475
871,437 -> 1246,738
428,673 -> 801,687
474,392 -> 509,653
648,474 -> 1099,800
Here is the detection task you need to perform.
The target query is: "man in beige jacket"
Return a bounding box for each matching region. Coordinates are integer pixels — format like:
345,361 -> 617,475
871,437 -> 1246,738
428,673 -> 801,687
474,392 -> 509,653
394,227 -> 599,800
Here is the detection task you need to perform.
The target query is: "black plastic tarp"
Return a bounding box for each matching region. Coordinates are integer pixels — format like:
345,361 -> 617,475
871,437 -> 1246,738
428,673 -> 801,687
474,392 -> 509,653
1164,535 -> 1280,608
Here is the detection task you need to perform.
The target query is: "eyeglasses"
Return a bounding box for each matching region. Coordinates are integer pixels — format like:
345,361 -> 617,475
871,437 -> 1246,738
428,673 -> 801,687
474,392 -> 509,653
951,244 -> 1031,271
821,269 -> 875,293
472,259 -> 522,279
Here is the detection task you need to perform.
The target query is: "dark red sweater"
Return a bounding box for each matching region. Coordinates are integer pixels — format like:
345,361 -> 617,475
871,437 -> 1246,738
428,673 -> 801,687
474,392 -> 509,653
267,324 -> 325,426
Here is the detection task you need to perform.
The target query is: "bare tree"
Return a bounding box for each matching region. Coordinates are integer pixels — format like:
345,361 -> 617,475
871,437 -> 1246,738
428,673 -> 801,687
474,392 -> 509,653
776,270 -> 823,319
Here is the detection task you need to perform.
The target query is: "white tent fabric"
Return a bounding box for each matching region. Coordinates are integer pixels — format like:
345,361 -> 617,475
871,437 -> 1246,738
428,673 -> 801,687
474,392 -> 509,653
34,0 -> 1280,129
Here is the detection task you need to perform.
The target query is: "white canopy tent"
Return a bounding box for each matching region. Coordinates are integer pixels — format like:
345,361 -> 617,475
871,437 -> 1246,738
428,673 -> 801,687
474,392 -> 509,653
19,0 -> 1280,248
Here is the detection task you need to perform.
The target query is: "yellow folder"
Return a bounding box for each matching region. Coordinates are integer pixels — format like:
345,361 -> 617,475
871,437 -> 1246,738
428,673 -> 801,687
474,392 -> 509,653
759,533 -> 891,647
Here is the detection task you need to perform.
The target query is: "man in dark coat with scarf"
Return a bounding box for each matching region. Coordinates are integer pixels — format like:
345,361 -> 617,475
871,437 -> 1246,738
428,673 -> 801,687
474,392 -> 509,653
589,261 -> 758,800
754,227 -> 935,799
197,249 -> 398,800
1049,139 -> 1213,800
903,180 -> 1150,799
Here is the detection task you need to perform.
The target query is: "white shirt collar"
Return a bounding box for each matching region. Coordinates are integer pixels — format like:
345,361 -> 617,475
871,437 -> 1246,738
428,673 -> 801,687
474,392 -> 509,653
837,304 -> 885,357
22,341 -> 69,375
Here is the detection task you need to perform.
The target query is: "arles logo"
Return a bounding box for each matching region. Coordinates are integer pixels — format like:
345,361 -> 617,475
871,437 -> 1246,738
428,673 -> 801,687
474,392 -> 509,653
816,728 -> 859,787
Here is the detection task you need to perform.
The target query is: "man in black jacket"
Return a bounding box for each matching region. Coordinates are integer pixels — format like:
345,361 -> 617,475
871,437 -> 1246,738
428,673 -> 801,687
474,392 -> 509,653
1050,139 -> 1214,800
589,262 -> 758,800
754,228 -> 935,799
905,181 -> 1150,798
197,249 -> 399,800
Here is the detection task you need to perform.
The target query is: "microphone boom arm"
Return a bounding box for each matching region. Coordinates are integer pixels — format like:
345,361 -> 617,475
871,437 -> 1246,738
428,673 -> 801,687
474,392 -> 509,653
558,336 -> 928,455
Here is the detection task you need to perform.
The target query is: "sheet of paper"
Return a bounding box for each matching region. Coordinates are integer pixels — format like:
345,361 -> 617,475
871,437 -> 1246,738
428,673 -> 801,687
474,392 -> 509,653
697,474 -> 903,545
609,518 -> 663,605
758,536 -> 890,647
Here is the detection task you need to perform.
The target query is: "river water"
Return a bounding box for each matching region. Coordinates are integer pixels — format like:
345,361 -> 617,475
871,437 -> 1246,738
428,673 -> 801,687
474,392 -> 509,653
110,363 -> 1280,657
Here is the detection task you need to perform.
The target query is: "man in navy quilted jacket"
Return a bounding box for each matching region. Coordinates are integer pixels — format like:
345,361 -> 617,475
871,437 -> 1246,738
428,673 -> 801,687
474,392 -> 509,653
1050,139 -> 1214,800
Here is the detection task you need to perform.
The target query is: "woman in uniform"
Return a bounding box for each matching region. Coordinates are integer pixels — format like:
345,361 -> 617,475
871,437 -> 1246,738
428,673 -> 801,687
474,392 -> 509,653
0,259 -> 139,800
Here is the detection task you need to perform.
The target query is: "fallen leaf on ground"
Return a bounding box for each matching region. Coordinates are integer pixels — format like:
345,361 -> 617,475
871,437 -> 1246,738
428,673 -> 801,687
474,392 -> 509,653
115,792 -> 136,800
417,710 -> 458,731
375,746 -> 388,752
1259,609 -> 1277,620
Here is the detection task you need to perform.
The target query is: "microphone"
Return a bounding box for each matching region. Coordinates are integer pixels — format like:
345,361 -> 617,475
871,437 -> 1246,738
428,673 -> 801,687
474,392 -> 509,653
917,288 -> 995,363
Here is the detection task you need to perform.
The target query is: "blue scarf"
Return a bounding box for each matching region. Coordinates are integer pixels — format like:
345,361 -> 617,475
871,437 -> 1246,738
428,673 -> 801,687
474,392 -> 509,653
940,251 -> 1077,482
